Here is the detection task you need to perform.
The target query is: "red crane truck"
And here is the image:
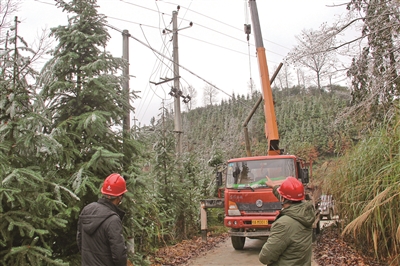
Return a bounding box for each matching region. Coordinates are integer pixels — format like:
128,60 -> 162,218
216,0 -> 316,250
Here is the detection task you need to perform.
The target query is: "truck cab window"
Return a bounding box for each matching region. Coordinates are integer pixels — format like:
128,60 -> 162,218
226,159 -> 296,188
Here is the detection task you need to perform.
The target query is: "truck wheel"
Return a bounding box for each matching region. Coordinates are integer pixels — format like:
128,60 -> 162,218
312,220 -> 320,243
231,236 -> 246,250
327,209 -> 333,220
316,220 -> 321,234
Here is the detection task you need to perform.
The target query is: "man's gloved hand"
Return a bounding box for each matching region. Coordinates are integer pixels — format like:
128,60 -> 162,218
265,176 -> 285,187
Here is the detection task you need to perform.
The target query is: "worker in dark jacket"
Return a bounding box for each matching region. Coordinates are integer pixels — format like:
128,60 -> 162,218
77,173 -> 128,266
259,176 -> 315,266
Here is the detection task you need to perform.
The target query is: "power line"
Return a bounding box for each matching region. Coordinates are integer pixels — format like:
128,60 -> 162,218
105,4 -> 267,119
29,1 -> 273,122
119,0 -> 162,15
33,0 -> 53,6
117,0 -> 288,57
180,16 -> 287,58
162,1 -> 291,51
106,15 -> 282,64
106,16 -> 160,30
32,0 -> 289,61
105,23 -> 237,123
105,24 -> 233,96
133,29 -> 171,121
135,19 -> 174,121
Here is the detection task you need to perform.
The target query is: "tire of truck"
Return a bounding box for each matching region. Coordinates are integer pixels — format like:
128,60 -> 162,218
231,236 -> 246,250
327,209 -> 333,220
312,220 -> 320,243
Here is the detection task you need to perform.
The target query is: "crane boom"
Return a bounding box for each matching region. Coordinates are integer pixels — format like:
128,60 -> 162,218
203,1 -> 317,250
249,0 -> 280,155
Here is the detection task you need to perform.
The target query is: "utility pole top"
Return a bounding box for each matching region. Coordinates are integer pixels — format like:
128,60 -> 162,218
153,10 -> 193,157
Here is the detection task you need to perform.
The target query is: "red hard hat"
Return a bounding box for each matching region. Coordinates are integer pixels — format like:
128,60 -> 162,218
101,173 -> 128,196
277,176 -> 305,201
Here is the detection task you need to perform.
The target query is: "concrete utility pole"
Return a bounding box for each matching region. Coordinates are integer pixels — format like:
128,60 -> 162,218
148,8 -> 193,157
122,29 -> 130,135
155,8 -> 192,156
172,10 -> 183,156
132,116 -> 138,139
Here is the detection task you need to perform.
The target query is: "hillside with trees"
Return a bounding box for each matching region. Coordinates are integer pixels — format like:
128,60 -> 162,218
1,0 -> 399,265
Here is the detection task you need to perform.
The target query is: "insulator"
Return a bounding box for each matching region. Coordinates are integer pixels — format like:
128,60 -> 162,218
244,24 -> 251,35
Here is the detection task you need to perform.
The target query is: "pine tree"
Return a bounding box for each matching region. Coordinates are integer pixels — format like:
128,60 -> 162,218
178,152 -> 202,237
151,115 -> 179,241
39,0 -> 140,262
0,13 -> 73,266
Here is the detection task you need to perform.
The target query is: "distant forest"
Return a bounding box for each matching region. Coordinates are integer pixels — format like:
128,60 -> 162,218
142,84 -> 352,169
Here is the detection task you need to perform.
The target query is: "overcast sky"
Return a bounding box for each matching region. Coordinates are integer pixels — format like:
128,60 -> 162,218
17,0 -> 352,126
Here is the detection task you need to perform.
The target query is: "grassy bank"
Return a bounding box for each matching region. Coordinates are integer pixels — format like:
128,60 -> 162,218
323,123 -> 399,265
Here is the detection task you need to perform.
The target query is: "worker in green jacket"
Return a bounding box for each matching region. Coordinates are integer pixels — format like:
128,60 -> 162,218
259,176 -> 315,266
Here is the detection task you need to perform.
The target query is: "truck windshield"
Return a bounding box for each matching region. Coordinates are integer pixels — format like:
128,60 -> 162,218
226,159 -> 296,188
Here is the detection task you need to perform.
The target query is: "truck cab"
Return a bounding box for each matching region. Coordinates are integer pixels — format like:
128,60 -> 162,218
223,155 -> 309,249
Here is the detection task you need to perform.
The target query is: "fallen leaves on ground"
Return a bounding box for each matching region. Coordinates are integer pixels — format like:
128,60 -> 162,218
149,224 -> 390,266
314,224 -> 388,266
149,232 -> 229,266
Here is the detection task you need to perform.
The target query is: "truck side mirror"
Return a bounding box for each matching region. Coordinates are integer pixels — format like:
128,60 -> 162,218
216,172 -> 223,187
301,169 -> 309,184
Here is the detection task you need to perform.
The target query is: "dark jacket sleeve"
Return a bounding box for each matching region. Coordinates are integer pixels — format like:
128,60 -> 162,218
106,216 -> 127,266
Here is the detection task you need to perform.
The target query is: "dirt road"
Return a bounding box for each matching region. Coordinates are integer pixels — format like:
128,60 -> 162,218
184,238 -> 265,266
184,237 -> 319,266
151,218 -> 380,265
184,220 -> 337,266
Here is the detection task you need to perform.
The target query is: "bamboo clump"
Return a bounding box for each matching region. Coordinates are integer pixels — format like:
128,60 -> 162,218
324,123 -> 400,265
